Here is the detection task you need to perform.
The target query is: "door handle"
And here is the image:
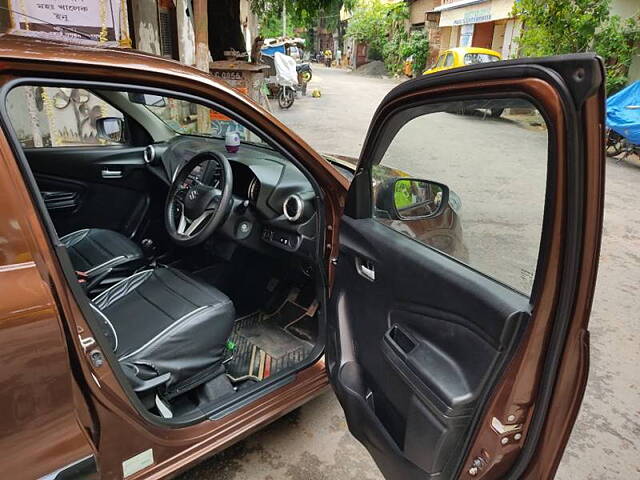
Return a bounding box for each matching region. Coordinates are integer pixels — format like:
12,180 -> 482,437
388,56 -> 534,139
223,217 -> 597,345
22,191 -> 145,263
101,168 -> 123,179
355,257 -> 375,282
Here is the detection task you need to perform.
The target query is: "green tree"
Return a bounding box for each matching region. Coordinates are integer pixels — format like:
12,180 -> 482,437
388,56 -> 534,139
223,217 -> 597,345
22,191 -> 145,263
252,0 -> 355,38
345,0 -> 393,59
513,0 -> 640,93
346,0 -> 428,75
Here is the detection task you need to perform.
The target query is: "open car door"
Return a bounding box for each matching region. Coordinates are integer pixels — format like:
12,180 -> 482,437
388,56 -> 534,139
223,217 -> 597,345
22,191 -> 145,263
326,54 -> 605,480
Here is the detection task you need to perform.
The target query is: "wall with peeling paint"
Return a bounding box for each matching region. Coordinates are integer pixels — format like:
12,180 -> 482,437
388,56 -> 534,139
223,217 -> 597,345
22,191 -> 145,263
176,0 -> 196,66
131,0 -> 161,55
239,0 -> 259,56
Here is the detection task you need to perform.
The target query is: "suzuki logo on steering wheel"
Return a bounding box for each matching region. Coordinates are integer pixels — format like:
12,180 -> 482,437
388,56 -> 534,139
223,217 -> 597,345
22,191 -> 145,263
188,190 -> 198,201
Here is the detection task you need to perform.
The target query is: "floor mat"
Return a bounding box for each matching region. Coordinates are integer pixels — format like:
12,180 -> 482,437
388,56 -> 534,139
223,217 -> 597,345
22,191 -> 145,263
226,311 -> 314,382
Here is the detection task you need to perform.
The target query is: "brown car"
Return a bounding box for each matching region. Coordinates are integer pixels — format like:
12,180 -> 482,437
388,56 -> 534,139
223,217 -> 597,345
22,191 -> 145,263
0,35 -> 604,480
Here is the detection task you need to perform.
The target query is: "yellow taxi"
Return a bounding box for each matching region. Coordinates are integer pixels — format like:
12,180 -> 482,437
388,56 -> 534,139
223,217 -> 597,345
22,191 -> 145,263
424,47 -> 501,75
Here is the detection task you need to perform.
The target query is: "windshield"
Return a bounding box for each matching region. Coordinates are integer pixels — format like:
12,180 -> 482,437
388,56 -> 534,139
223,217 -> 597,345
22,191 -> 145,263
144,96 -> 269,147
464,53 -> 500,65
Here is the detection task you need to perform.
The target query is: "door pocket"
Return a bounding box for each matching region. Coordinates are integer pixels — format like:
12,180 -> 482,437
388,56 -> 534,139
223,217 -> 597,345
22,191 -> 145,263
388,325 -> 416,354
42,190 -> 80,211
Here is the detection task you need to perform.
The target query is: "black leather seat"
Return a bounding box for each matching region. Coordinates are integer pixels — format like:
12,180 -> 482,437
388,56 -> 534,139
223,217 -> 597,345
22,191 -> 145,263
60,228 -> 143,274
90,267 -> 235,397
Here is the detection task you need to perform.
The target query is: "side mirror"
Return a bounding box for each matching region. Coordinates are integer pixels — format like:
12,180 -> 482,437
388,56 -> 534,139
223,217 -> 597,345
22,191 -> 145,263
96,117 -> 125,143
391,178 -> 449,220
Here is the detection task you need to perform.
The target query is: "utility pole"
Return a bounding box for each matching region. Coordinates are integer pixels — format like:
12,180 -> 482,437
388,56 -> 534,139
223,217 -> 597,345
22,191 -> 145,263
282,1 -> 287,38
193,0 -> 210,133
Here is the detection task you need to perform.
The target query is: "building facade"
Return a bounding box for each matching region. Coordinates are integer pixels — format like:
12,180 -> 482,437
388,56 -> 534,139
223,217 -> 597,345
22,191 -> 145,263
409,0 -> 521,66
129,0 -> 258,65
435,0 -> 520,58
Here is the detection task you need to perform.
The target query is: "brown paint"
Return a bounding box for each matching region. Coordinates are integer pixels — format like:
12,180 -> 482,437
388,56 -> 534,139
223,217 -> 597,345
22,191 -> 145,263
0,128 -> 96,478
0,34 -> 603,480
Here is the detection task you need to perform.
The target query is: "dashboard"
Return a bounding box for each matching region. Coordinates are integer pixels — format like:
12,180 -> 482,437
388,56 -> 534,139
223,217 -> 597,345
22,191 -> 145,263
143,135 -> 319,259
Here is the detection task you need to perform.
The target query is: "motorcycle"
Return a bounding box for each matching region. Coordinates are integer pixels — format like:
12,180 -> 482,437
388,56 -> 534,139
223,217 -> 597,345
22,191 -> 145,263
606,80 -> 640,160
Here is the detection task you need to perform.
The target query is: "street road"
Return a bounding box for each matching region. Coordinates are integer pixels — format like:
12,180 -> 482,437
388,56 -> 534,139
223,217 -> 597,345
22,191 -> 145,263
180,64 -> 640,480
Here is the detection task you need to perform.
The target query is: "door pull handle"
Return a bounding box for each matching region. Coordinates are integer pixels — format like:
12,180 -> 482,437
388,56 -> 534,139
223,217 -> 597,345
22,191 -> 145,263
101,168 -> 123,179
355,257 -> 375,282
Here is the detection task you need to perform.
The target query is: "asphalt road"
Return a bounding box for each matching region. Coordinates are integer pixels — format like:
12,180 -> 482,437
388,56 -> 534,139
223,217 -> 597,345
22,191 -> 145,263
179,64 -> 640,480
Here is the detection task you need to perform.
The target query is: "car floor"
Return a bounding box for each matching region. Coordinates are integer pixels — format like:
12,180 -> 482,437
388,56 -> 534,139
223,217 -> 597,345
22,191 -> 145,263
226,301 -> 316,382
161,248 -> 319,417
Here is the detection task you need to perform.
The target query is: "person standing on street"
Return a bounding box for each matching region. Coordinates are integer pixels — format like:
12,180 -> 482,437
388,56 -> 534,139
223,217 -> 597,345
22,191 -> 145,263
324,48 -> 332,68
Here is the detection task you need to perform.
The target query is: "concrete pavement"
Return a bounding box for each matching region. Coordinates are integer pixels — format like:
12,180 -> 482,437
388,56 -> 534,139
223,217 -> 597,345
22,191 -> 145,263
179,64 -> 640,480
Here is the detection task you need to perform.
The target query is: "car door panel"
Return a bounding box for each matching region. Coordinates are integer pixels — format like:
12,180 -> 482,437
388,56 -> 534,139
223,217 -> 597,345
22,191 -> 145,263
329,217 -> 528,477
25,146 -> 150,236
327,54 -> 605,480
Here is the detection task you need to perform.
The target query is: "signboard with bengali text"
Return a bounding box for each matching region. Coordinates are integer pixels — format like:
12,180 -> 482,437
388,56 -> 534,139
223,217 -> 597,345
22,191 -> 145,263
9,0 -> 124,46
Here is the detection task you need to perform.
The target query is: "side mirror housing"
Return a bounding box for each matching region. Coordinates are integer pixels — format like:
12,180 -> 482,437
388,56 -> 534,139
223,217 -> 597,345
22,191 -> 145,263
390,178 -> 450,220
96,117 -> 125,143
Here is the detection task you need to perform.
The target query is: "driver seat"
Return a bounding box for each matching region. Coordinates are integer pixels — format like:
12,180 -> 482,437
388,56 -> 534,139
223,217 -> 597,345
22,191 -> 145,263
90,267 -> 235,398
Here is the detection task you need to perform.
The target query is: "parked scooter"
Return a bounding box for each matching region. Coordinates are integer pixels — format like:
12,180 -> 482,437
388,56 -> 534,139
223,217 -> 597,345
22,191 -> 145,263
606,80 -> 640,160
274,52 -> 299,109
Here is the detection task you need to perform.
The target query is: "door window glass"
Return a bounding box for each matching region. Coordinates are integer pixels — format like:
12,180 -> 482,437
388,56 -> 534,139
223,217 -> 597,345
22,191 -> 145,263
436,55 -> 446,68
7,86 -> 124,148
372,98 -> 548,294
6,86 -> 125,148
444,53 -> 455,67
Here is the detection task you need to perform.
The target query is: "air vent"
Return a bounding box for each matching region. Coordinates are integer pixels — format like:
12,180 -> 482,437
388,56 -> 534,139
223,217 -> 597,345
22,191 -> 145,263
283,194 -> 304,222
248,177 -> 260,203
143,145 -> 156,165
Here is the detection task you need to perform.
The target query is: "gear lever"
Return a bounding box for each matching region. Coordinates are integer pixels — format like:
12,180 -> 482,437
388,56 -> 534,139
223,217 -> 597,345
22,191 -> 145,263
141,238 -> 157,261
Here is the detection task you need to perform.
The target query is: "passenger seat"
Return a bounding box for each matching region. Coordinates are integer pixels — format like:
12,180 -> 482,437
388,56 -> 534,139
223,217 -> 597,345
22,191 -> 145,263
60,228 -> 144,275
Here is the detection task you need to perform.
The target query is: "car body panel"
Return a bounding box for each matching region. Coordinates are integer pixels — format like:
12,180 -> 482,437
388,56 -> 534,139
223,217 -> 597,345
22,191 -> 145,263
0,124 -> 98,479
0,34 -> 604,480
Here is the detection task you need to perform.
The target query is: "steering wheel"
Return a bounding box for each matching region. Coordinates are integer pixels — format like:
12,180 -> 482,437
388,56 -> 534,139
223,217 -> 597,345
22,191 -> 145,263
165,151 -> 233,246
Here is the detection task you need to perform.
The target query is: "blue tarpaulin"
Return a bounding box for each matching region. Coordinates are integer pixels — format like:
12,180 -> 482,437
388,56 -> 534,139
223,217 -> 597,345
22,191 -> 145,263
261,44 -> 286,56
606,80 -> 640,145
